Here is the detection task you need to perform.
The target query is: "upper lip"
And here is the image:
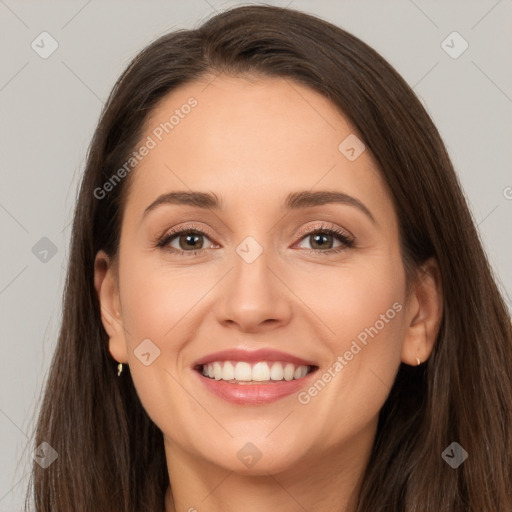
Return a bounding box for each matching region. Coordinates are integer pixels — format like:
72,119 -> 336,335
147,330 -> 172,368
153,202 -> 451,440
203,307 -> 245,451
193,347 -> 317,368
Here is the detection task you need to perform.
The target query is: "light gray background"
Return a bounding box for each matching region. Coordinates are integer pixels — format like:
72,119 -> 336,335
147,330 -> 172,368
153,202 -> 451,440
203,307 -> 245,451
1,0 -> 511,509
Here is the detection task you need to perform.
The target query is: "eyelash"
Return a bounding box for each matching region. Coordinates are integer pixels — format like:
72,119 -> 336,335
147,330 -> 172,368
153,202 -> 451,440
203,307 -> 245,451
155,222 -> 355,257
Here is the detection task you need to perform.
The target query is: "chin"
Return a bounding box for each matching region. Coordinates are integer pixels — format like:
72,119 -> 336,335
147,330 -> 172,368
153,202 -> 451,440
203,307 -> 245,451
201,437 -> 306,476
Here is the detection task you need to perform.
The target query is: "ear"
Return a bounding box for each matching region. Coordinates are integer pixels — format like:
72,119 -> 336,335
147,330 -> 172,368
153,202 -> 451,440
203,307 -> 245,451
94,249 -> 128,363
401,257 -> 443,366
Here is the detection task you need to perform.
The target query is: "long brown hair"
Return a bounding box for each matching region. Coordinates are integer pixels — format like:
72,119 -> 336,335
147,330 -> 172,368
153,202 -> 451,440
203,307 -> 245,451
27,5 -> 512,511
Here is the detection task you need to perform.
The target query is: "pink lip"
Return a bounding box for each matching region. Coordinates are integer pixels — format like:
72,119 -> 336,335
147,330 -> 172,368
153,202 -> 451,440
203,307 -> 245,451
193,347 -> 317,367
192,347 -> 318,405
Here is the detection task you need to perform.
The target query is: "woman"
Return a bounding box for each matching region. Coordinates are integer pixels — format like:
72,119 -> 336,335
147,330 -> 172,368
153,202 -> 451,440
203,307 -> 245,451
27,4 -> 512,511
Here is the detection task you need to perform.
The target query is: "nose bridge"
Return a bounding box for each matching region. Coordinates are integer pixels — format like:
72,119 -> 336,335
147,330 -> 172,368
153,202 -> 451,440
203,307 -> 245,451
214,230 -> 291,331
231,232 -> 276,299
227,201 -> 288,287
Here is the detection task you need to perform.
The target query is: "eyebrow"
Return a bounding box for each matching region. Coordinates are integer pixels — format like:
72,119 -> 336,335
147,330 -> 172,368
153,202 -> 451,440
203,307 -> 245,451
142,190 -> 377,225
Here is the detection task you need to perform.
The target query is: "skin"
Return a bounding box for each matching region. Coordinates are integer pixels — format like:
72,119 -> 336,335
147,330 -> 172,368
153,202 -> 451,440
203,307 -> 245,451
94,74 -> 443,512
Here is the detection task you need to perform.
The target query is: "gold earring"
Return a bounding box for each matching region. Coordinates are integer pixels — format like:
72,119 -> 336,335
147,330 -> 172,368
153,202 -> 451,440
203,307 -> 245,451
416,357 -> 421,366
117,362 -> 123,376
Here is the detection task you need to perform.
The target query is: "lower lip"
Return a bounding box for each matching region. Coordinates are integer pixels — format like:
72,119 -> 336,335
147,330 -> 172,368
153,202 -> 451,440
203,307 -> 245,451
194,369 -> 317,405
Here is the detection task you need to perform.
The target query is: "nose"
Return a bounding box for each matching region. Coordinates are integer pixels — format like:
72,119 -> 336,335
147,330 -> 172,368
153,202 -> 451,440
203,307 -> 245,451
214,240 -> 293,334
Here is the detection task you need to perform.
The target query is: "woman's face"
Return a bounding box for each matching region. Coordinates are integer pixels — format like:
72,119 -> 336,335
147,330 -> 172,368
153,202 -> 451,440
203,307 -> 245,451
98,74 -> 422,475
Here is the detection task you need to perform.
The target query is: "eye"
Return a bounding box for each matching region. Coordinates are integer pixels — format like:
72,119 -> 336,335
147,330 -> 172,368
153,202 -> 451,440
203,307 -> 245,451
294,223 -> 355,254
155,224 -> 217,256
155,222 -> 355,257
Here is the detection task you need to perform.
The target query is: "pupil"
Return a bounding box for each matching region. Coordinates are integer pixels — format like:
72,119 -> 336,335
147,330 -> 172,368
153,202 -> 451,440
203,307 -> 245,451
312,233 -> 332,249
181,233 -> 201,249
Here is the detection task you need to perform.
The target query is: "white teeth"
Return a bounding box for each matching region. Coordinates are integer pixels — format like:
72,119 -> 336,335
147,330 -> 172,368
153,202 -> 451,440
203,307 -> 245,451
222,361 -> 235,380
252,362 -> 270,381
234,362 -> 252,381
270,362 -> 284,381
200,360 -> 311,382
284,363 -> 295,381
293,366 -> 308,379
213,362 -> 223,380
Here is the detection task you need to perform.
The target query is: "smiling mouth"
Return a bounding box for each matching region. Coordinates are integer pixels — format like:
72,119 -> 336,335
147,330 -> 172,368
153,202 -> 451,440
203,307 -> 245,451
195,360 -> 318,384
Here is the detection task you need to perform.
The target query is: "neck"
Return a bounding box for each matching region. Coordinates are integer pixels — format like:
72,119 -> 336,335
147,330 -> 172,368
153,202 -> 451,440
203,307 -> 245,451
163,422 -> 376,512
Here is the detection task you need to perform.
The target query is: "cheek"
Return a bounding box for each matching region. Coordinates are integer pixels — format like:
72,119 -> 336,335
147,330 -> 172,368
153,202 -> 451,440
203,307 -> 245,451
293,253 -> 405,352
117,258 -> 207,445
298,258 -> 406,418
119,255 -> 206,344
334,270 -> 404,353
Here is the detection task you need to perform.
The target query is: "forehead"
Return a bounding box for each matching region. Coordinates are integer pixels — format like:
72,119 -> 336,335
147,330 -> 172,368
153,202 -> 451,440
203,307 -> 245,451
123,74 -> 395,225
